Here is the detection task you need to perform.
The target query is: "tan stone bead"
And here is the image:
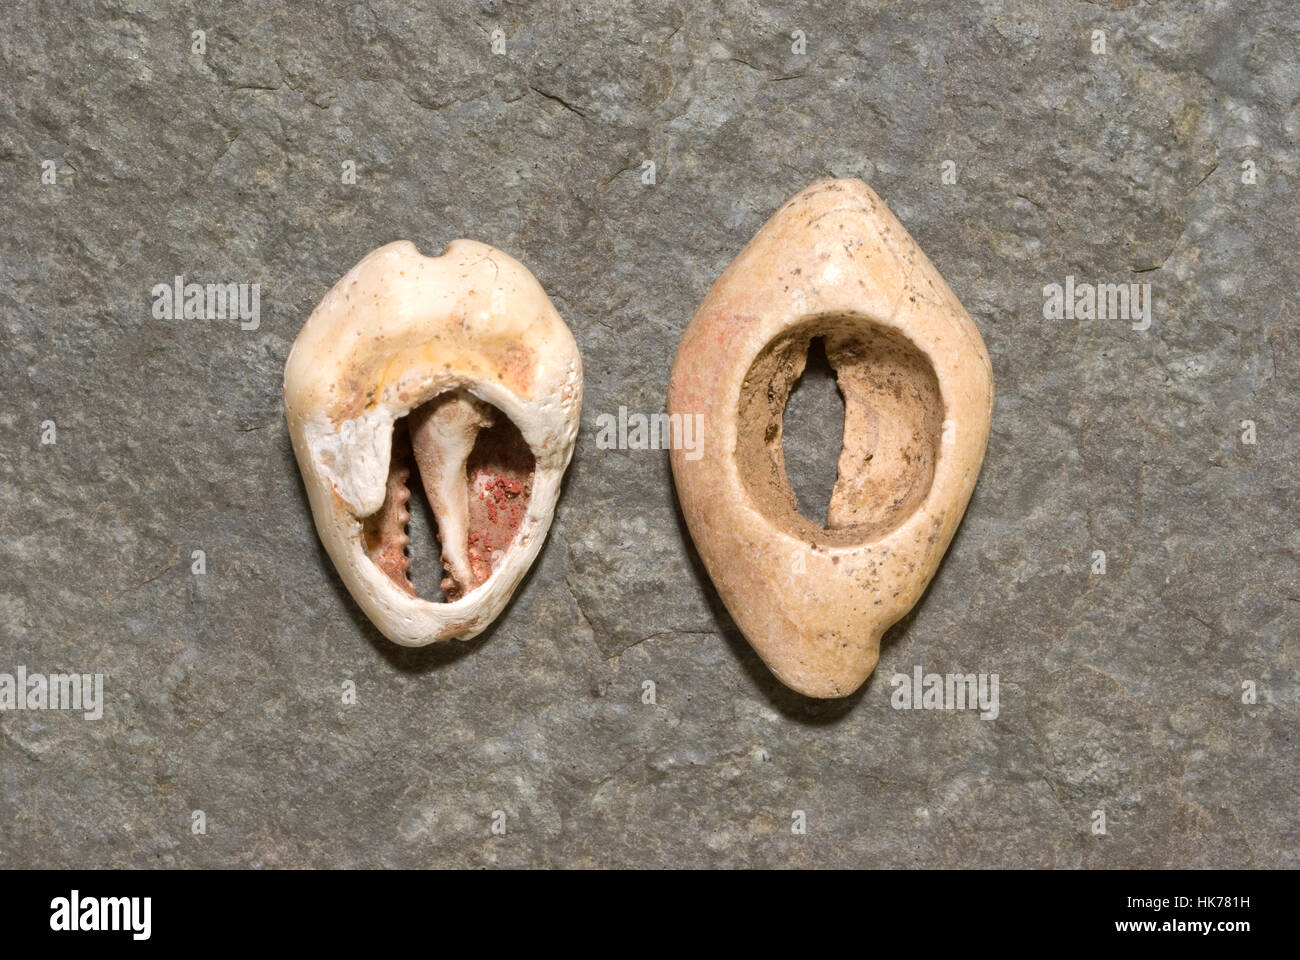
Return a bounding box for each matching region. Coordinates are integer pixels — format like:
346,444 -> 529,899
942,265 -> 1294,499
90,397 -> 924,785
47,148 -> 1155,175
668,180 -> 994,698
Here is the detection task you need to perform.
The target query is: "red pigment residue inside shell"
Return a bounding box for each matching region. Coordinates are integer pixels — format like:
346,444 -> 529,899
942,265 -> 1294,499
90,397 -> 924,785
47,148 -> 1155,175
461,419 -> 535,591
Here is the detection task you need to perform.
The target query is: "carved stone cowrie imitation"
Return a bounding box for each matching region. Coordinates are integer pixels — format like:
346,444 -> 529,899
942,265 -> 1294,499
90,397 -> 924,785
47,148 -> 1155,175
285,240 -> 581,644
668,180 -> 994,698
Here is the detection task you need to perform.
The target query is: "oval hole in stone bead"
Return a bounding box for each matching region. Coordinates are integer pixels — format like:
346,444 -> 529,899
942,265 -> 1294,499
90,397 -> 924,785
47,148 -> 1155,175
736,313 -> 944,548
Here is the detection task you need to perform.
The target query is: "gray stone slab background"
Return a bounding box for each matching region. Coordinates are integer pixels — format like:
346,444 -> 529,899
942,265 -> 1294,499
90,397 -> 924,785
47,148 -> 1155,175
1,0 -> 1296,868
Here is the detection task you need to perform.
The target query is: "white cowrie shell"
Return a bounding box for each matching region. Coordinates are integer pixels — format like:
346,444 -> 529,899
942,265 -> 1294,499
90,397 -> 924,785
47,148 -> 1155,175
285,240 -> 582,645
668,180 -> 994,698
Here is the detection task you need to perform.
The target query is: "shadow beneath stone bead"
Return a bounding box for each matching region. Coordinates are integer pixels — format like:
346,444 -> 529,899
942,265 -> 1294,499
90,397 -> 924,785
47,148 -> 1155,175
664,452 -> 864,722
666,447 -> 977,723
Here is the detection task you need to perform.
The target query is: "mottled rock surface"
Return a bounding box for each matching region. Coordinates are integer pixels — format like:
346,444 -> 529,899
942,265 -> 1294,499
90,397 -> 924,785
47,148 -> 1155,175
1,0 -> 1295,868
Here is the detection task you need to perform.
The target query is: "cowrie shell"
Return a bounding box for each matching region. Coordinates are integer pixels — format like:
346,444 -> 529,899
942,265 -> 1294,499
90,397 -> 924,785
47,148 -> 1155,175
284,240 -> 581,645
668,180 -> 993,698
